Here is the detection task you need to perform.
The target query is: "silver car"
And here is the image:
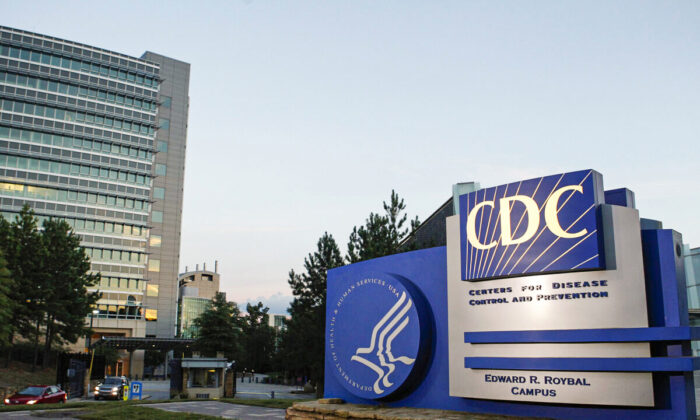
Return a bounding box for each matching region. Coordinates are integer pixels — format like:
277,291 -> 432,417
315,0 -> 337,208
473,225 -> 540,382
94,376 -> 129,400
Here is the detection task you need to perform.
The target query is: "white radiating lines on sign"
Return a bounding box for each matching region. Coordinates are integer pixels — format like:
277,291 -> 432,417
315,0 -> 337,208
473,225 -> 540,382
571,254 -> 599,270
475,185 -> 500,279
541,229 -> 597,271
478,183 -> 513,279
509,170 -> 592,274
465,192 -> 472,280
524,203 -> 595,273
507,171 -> 594,275
488,181 -> 522,278
470,189 -> 486,279
475,186 -> 499,279
495,176 -> 545,277
351,292 -> 416,395
505,173 -> 565,276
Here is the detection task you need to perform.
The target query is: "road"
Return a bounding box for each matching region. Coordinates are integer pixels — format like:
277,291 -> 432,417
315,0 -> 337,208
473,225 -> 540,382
128,378 -> 311,401
149,401 -> 285,419
0,401 -> 286,420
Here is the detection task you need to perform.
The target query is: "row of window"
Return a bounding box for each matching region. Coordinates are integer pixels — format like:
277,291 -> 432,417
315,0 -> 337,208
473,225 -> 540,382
0,182 -> 150,212
97,277 -> 144,292
0,154 -> 152,186
85,247 -> 145,264
2,30 -> 158,73
93,304 -> 145,320
0,44 -> 158,88
91,262 -> 144,276
99,291 -> 143,304
1,99 -> 156,136
0,211 -> 148,238
0,126 -> 153,161
0,70 -> 157,112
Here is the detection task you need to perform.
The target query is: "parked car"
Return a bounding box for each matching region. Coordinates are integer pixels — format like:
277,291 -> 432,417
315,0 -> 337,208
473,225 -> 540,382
4,385 -> 66,405
94,376 -> 129,400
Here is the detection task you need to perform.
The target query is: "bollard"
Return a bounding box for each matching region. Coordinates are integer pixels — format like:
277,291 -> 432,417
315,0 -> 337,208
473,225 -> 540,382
271,391 -> 275,399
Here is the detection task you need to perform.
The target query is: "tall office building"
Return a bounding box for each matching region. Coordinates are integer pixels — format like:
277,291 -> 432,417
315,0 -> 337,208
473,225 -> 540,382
0,26 -> 189,375
140,52 -> 189,339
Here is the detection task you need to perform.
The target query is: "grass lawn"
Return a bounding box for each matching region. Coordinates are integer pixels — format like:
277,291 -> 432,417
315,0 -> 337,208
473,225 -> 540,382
0,396 -> 311,418
0,401 -> 92,412
0,361 -> 56,390
76,405 -> 221,419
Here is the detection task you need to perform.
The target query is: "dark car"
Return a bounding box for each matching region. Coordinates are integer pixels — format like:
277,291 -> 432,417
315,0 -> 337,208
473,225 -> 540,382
94,376 -> 129,400
4,385 -> 66,405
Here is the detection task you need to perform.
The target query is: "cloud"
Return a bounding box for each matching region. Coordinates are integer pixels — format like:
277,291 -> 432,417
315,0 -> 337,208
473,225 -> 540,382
242,292 -> 294,315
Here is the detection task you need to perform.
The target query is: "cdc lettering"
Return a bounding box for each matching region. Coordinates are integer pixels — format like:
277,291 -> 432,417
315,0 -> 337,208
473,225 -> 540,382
466,185 -> 587,250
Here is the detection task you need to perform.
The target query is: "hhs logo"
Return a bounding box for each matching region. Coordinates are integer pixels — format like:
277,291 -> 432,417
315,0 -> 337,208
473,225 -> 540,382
459,170 -> 604,281
327,274 -> 431,400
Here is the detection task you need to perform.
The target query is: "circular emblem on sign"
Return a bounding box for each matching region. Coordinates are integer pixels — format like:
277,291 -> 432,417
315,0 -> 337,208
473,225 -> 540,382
327,273 -> 432,400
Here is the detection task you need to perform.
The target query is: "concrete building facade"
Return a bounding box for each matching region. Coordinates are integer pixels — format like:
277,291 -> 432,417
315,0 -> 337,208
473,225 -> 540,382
141,52 -> 190,339
177,265 -> 221,338
0,26 -> 189,376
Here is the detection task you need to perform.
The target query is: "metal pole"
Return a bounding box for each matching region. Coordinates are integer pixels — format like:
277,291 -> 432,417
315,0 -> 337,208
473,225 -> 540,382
86,314 -> 94,350
85,347 -> 95,398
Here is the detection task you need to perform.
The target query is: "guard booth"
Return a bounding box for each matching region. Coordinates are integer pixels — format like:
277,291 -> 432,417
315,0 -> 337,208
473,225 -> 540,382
168,352 -> 236,399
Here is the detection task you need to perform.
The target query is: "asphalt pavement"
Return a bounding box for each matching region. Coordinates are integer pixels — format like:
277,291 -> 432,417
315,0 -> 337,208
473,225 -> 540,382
149,401 -> 285,419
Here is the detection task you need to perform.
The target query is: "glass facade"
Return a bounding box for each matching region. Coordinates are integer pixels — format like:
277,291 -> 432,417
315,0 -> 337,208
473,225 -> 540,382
0,26 -> 160,324
684,245 -> 700,355
178,297 -> 211,338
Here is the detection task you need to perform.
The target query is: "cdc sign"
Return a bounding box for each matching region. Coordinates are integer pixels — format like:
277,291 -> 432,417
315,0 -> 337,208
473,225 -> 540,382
325,169 -> 697,419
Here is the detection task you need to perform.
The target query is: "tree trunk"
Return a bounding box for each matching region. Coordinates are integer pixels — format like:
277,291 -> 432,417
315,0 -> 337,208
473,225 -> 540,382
4,332 -> 14,368
31,317 -> 41,372
42,316 -> 54,368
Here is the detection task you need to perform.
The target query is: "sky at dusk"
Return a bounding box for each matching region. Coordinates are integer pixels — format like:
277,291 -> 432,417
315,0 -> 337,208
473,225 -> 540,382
3,1 -> 699,314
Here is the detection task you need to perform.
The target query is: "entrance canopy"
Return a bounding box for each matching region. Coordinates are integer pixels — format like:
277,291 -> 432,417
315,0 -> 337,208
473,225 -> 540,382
90,337 -> 195,352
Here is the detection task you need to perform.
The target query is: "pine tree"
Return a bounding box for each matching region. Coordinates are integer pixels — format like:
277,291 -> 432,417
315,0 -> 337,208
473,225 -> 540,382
2,206 -> 46,368
41,218 -> 101,367
284,232 -> 343,396
0,250 -> 13,347
241,302 -> 276,372
346,190 -> 421,263
193,292 -> 243,360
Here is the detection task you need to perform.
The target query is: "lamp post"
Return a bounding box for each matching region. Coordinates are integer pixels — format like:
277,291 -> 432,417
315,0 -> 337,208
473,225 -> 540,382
84,309 -> 99,399
86,309 -> 99,350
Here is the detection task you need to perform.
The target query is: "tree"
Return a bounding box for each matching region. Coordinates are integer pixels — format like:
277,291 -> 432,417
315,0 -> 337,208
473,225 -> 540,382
283,232 -> 343,396
41,218 -> 101,367
240,302 -> 276,373
0,206 -> 102,369
346,190 -> 420,263
193,292 -> 243,360
1,206 -> 46,368
0,250 -> 13,347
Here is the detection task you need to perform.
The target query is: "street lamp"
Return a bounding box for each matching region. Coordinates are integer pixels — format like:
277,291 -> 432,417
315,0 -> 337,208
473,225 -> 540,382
86,309 -> 99,350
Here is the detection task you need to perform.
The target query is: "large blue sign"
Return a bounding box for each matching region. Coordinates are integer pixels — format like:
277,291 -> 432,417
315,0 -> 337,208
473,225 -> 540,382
327,272 -> 432,400
325,169 -> 698,419
459,169 -> 604,281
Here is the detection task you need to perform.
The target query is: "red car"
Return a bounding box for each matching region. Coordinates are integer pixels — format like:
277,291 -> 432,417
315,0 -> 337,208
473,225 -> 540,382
3,385 -> 66,405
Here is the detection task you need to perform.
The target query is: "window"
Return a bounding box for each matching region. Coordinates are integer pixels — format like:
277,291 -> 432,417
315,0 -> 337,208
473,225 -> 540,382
148,259 -> 160,272
155,164 -> 167,176
159,119 -> 169,130
146,284 -> 159,297
152,211 -> 163,223
145,308 -> 157,321
161,96 -> 171,108
153,187 -> 165,200
149,235 -> 162,247
189,368 -> 218,388
156,141 -> 168,153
